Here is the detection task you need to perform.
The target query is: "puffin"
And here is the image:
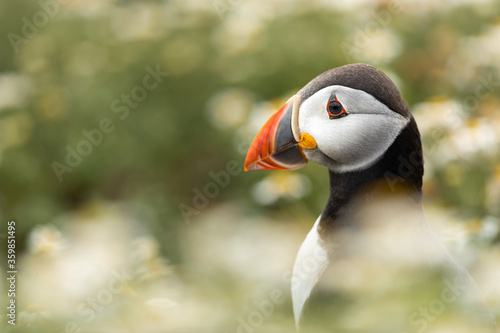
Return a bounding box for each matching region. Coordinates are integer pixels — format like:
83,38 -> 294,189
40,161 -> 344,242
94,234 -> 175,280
243,64 -> 497,332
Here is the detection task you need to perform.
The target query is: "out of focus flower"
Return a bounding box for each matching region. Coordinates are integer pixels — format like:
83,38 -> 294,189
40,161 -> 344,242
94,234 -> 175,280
447,23 -> 500,86
182,204 -> 304,284
471,245 -> 500,305
111,3 -> 165,41
20,203 -> 140,313
28,225 -> 67,256
145,297 -> 178,308
422,204 -> 477,263
214,14 -> 265,55
437,118 -> 498,163
0,73 -> 30,111
17,202 -> 189,332
207,89 -> 253,129
252,172 -> 311,205
63,0 -> 116,17
18,303 -> 51,327
133,237 -> 172,281
132,236 -> 161,262
413,98 -> 465,135
347,29 -> 402,64
477,216 -> 500,242
421,115 -> 500,168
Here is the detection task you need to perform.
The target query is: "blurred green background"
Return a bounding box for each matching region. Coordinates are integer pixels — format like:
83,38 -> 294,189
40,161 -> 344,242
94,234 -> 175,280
0,0 -> 499,332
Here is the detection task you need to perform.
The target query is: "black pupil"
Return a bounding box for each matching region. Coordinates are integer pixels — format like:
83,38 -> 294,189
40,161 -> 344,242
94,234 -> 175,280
328,101 -> 343,115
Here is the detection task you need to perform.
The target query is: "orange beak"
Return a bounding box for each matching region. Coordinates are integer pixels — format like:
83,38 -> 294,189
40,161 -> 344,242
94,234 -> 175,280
244,96 -> 309,171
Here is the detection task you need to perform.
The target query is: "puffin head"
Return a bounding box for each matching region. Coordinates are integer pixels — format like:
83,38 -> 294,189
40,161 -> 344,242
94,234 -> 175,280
244,64 -> 422,189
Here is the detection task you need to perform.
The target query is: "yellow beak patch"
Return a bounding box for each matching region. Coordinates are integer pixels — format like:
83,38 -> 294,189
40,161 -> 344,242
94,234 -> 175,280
298,133 -> 317,150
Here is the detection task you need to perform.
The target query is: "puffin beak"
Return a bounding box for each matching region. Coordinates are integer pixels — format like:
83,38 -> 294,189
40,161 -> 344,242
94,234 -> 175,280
244,95 -> 317,171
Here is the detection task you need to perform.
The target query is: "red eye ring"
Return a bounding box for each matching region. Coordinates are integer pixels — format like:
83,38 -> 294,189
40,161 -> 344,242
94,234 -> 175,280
326,94 -> 348,119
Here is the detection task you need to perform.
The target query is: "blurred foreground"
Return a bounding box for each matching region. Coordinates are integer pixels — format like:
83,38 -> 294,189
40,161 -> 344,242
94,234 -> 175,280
7,201 -> 500,332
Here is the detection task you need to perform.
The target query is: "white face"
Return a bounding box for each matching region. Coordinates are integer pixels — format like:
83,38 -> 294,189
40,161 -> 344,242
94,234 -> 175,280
298,85 -> 409,172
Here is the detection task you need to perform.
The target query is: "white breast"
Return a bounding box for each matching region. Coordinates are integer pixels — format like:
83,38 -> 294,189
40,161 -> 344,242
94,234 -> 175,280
291,216 -> 329,328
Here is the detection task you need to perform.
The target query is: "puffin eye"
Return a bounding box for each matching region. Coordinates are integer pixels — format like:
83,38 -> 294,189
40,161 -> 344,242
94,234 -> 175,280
328,101 -> 343,115
326,94 -> 348,119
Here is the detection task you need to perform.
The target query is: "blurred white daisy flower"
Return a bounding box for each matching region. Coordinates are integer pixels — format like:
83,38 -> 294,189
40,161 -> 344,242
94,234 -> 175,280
28,224 -> 67,256
252,172 -> 311,205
